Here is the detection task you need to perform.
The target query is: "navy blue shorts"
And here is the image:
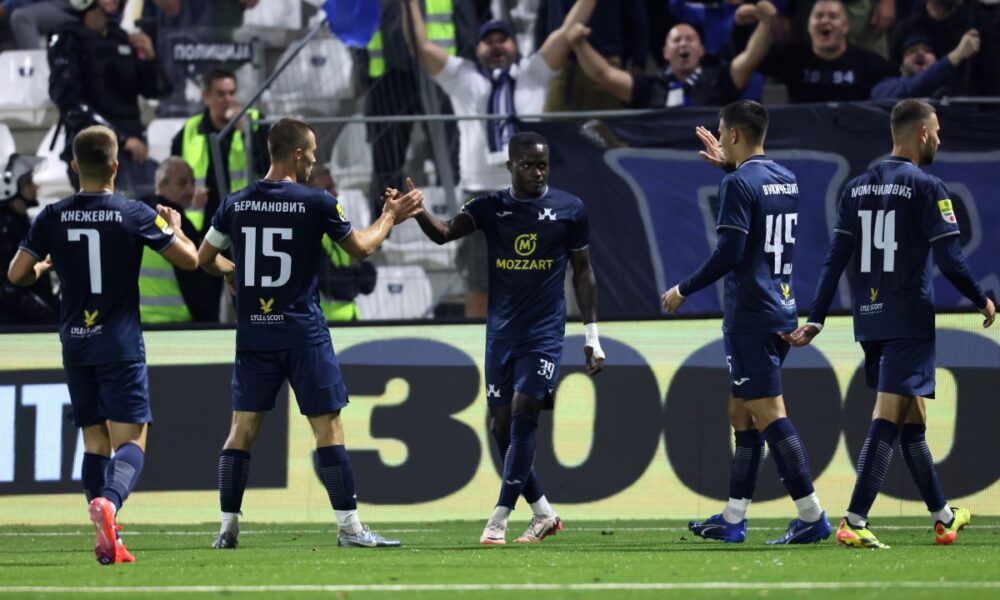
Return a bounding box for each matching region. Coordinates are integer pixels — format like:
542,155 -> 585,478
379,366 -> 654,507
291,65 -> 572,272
64,361 -> 152,428
723,333 -> 790,400
232,342 -> 349,415
860,339 -> 936,398
484,336 -> 563,409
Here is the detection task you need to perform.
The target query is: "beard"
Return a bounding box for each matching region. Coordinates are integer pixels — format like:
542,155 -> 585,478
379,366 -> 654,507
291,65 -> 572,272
920,142 -> 937,165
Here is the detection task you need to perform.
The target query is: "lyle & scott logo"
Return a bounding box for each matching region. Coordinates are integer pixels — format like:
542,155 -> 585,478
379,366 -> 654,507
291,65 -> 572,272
870,288 -> 878,302
259,298 -> 275,314
83,309 -> 99,328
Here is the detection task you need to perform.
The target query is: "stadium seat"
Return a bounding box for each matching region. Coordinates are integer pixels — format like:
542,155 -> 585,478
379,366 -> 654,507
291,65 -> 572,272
337,188 -> 372,227
146,118 -> 187,163
0,50 -> 53,125
235,0 -> 302,47
329,118 -> 372,191
265,35 -> 354,114
0,124 -> 15,161
33,124 -> 74,202
356,265 -> 434,320
381,186 -> 457,268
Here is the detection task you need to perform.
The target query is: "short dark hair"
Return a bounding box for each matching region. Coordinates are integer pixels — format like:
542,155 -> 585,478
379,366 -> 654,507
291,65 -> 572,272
719,100 -> 769,146
72,126 -> 117,181
202,67 -> 237,92
508,131 -> 548,159
268,117 -> 315,161
890,99 -> 935,138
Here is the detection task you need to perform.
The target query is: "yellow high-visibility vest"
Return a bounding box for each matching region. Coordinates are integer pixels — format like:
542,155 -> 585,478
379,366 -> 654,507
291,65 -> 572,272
180,109 -> 261,194
139,209 -> 205,324
368,0 -> 455,78
319,235 -> 359,321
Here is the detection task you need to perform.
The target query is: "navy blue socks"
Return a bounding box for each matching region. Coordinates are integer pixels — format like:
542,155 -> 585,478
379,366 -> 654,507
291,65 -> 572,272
218,449 -> 251,514
847,418 -> 899,525
102,443 -> 144,511
82,452 -> 109,502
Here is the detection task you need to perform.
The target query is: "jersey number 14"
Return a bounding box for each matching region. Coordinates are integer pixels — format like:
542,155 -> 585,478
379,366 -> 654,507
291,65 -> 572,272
764,213 -> 797,275
858,210 -> 897,273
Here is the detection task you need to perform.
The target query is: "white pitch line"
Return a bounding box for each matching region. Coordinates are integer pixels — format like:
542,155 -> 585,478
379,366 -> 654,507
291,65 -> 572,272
2,582 -> 1000,594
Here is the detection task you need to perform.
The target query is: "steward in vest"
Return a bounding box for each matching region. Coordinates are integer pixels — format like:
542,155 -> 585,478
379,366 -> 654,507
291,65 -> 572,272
170,67 -> 269,236
139,157 -> 220,323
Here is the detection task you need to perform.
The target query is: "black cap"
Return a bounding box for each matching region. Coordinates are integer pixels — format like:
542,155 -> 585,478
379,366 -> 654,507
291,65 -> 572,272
477,20 -> 514,42
901,33 -> 933,53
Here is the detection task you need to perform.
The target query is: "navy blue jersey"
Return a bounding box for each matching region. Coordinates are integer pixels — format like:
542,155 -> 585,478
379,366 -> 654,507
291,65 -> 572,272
718,156 -> 799,333
833,157 -> 960,341
208,180 -> 353,352
461,186 -> 589,340
20,192 -> 175,366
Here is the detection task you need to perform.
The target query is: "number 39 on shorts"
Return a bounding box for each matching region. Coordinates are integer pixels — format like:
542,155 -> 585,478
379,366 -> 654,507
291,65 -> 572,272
537,358 -> 555,380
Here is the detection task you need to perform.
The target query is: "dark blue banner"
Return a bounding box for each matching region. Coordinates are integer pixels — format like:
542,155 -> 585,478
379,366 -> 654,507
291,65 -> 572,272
535,102 -> 1000,319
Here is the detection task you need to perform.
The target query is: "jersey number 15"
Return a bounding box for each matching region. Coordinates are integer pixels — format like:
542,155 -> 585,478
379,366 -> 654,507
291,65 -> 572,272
242,227 -> 293,288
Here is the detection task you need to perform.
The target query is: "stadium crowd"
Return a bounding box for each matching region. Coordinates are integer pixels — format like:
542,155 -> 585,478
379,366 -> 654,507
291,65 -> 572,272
1,0 -> 999,324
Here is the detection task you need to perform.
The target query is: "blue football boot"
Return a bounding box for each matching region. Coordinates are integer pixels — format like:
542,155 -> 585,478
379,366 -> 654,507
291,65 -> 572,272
688,513 -> 747,543
766,512 -> 832,544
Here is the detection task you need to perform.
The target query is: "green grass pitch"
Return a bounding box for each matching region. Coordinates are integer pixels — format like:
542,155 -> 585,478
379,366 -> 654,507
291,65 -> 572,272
2,518 -> 1000,599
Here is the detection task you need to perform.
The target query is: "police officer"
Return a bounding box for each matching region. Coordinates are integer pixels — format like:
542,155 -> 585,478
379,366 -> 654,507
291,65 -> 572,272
47,0 -> 170,199
0,154 -> 58,325
139,156 -> 219,323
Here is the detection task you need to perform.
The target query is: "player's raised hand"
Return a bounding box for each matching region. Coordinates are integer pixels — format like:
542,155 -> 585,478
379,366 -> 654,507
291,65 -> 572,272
155,204 -> 182,230
979,297 -> 996,328
383,177 -> 424,223
661,285 -> 685,315
780,324 -> 821,347
695,126 -> 726,169
35,255 -> 54,277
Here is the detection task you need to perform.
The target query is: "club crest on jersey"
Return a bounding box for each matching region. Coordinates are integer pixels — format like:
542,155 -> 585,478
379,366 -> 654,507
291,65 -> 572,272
336,202 -> 346,220
514,233 -> 537,257
537,208 -> 557,221
937,199 -> 957,223
252,297 -> 284,324
486,384 -> 501,399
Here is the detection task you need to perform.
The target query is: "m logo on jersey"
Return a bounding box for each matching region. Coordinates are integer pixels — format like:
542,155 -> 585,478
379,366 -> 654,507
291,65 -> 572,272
537,208 -> 557,221
83,309 -> 99,328
514,233 -> 537,257
336,202 -> 346,221
938,199 -> 957,224
259,297 -> 275,314
154,215 -> 173,235
486,384 -> 501,399
870,288 -> 879,302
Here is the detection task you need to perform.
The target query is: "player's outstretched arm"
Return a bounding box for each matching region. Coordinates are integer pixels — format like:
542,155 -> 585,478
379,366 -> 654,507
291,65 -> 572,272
662,227 -> 746,315
156,205 -> 198,271
6,250 -> 51,287
340,180 -> 424,260
571,248 -> 604,375
782,231 -> 854,347
414,181 -> 475,244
